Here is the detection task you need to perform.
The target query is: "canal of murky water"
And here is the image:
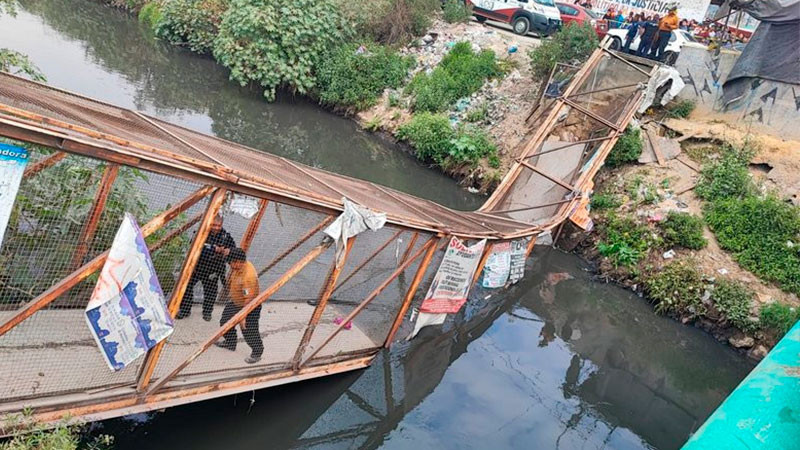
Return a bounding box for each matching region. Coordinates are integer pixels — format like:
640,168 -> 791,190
2,1 -> 753,448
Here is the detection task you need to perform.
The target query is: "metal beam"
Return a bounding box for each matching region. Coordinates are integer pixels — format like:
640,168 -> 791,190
23,151 -> 67,177
519,160 -> 576,192
70,163 -> 119,269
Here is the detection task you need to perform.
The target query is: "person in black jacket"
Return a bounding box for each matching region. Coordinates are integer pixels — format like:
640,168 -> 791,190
176,214 -> 236,321
637,15 -> 660,58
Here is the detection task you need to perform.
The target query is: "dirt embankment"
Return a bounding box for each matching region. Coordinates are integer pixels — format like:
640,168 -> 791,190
565,113 -> 800,359
357,20 -> 542,192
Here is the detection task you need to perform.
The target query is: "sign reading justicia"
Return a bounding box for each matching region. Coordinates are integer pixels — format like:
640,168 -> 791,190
594,0 -> 712,21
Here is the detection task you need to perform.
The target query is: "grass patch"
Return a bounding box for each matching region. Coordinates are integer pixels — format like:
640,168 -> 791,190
405,41 -> 501,112
643,260 -> 705,316
528,22 -> 598,77
659,211 -> 707,250
442,0 -> 472,23
712,279 -> 757,332
695,144 -> 754,201
316,43 -> 414,111
605,126 -> 642,168
665,99 -> 696,119
465,103 -> 488,123
396,112 -> 498,169
590,192 -> 621,210
596,214 -> 659,267
138,2 -> 162,31
759,302 -> 800,337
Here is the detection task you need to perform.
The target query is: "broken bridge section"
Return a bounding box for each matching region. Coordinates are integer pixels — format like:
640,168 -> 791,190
0,42 -> 654,426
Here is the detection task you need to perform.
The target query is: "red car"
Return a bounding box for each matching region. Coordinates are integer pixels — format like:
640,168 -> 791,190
555,2 -> 609,38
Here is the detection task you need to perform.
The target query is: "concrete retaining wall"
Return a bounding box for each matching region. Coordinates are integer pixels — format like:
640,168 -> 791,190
674,46 -> 800,140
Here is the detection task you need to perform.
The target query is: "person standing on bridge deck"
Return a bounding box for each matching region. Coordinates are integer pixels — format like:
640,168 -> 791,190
177,214 -> 236,321
214,248 -> 264,364
651,7 -> 678,61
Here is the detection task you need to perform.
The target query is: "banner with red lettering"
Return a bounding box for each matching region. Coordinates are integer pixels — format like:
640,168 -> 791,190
419,237 -> 486,314
594,0 -> 711,22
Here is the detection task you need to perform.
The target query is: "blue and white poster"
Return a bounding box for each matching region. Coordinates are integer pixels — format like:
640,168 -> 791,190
85,213 -> 174,371
0,143 -> 28,247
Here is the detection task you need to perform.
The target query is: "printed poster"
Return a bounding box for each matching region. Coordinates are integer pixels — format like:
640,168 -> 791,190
85,213 -> 174,371
409,237 -> 485,339
509,238 -> 531,284
481,242 -> 511,288
0,143 -> 28,247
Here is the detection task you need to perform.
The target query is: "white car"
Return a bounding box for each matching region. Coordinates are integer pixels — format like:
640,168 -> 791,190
605,28 -> 705,65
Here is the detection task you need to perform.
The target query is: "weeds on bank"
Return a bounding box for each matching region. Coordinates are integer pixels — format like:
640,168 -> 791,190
596,214 -> 659,267
644,260 -> 706,316
712,280 -> 757,332
606,127 -> 643,168
406,42 -> 502,112
442,0 -> 472,23
658,211 -> 707,250
0,411 -> 113,450
664,99 -> 696,119
528,23 -> 598,77
589,192 -> 621,210
759,303 -> 800,336
396,112 -> 499,169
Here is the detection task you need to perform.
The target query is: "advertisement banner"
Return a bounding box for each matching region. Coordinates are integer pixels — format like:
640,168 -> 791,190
481,242 -> 511,288
85,213 -> 174,371
509,238 -> 531,284
419,237 -> 486,314
593,0 -> 712,22
0,143 -> 28,247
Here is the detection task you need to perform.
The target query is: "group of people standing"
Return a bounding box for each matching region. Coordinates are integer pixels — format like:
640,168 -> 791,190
175,214 -> 264,365
622,7 -> 680,61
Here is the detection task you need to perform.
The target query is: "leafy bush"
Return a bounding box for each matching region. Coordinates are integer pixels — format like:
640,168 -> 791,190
712,280 -> 757,331
759,302 -> 800,337
316,43 -> 414,111
442,0 -> 472,23
590,192 -> 621,210
695,144 -> 754,201
396,113 -> 498,169
338,0 -> 439,44
213,0 -> 348,100
643,261 -> 705,316
665,99 -> 696,118
705,194 -> 800,295
659,211 -> 707,250
138,2 -> 162,31
528,22 -> 598,77
156,0 -> 229,53
596,214 -> 657,266
406,42 -> 501,112
605,127 -> 642,168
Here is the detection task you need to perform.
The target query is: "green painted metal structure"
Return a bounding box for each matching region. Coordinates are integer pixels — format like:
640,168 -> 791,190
684,321 -> 800,449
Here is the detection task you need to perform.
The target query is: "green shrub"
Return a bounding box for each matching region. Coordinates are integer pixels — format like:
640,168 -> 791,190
156,0 -> 229,53
705,195 -> 800,295
316,43 -> 414,111
759,302 -> 800,337
659,211 -> 707,250
442,0 -> 471,23
665,99 -> 696,118
605,127 -> 642,168
138,2 -> 162,31
528,22 -> 598,77
590,192 -> 621,210
396,113 -> 498,169
213,0 -> 348,100
643,261 -> 705,316
596,214 -> 657,266
465,103 -> 488,123
695,144 -> 754,201
712,279 -> 757,331
406,42 -> 501,112
338,0 -> 439,44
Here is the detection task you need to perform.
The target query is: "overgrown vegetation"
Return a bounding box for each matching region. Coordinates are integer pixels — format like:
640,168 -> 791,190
316,43 -> 414,111
643,260 -> 705,316
528,23 -> 598,77
337,0 -> 440,45
695,144 -> 754,201
712,279 -> 757,332
590,192 -> 622,210
605,127 -> 642,168
213,0 -> 349,100
664,99 -> 696,119
0,411 -> 113,450
396,112 -> 499,169
596,214 -> 659,267
659,211 -> 707,250
405,41 -> 502,112
442,0 -> 472,23
759,302 -> 800,336
155,0 -> 229,53
137,2 -> 161,30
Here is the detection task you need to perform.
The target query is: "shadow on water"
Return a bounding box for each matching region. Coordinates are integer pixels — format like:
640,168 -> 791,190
4,0 -> 482,210
97,248 -> 751,450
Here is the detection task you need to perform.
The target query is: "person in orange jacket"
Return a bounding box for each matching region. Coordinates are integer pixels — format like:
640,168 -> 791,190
650,6 -> 679,61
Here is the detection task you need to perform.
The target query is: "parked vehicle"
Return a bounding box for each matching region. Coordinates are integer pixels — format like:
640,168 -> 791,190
605,28 -> 704,65
555,2 -> 608,38
468,0 -> 562,36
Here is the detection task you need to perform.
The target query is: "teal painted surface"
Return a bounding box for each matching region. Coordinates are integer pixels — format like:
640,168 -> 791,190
684,321 -> 800,449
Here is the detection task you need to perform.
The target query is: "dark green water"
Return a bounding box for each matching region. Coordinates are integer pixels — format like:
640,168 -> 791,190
1,2 -> 752,448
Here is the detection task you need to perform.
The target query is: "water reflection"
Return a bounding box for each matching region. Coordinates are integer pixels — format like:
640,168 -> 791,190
99,249 -> 750,450
4,0 -> 482,210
